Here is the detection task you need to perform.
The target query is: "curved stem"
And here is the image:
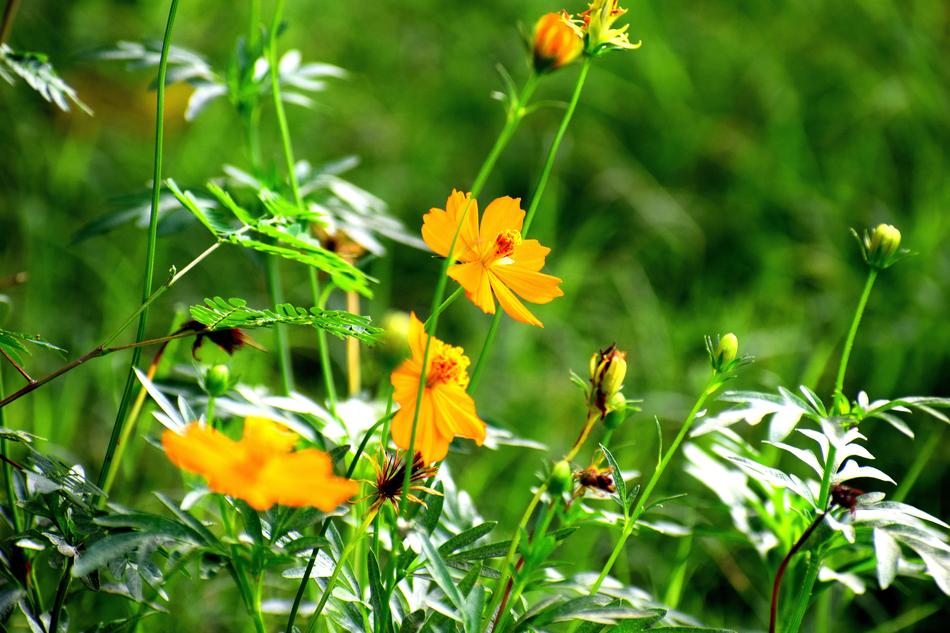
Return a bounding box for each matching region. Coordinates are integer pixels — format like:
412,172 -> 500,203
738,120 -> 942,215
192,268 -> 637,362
784,553 -> 822,633
398,72 -> 539,516
96,0 -> 181,493
470,59 -> 592,391
833,270 -> 877,397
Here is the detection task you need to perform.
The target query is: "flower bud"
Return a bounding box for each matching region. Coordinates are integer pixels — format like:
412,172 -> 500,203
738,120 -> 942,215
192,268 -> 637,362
603,392 -> 628,429
533,12 -> 583,72
716,333 -> 738,366
204,364 -> 231,397
381,311 -> 411,354
549,460 -> 574,497
868,224 -> 901,258
590,344 -> 628,416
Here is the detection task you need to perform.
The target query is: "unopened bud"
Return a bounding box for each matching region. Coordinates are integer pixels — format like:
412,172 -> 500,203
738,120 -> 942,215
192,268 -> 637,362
868,224 -> 901,259
590,344 -> 628,416
717,333 -> 738,366
204,364 -> 231,397
381,311 -> 411,354
533,12 -> 583,72
603,392 -> 628,429
549,460 -> 573,497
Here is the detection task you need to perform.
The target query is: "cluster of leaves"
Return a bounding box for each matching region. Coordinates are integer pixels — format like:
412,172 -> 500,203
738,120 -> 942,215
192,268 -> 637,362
0,328 -> 66,366
685,388 -> 950,604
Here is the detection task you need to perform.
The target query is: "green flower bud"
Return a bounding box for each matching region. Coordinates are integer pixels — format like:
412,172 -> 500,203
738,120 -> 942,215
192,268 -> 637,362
549,460 -> 574,497
204,364 -> 231,397
717,333 -> 738,365
380,311 -> 411,359
603,392 -> 628,429
856,223 -> 905,270
590,344 -> 628,415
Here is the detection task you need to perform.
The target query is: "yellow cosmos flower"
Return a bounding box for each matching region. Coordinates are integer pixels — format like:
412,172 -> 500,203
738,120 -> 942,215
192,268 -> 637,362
533,11 -> 584,72
422,190 -> 564,327
581,0 -> 642,53
162,416 -> 359,511
390,313 -> 486,464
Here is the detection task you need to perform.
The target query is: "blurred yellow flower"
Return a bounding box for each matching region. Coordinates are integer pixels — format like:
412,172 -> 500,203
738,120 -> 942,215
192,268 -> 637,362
581,0 -> 641,53
162,416 -> 358,511
390,313 -> 486,464
422,190 -> 563,327
533,11 -> 584,72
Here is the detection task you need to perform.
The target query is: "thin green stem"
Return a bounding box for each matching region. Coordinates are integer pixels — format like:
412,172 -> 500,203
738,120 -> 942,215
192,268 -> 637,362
422,286 -> 464,329
0,0 -> 21,45
284,413 -> 392,633
833,269 -> 878,397
784,553 -> 822,633
266,256 -> 295,394
470,60 -> 592,390
893,426 -> 942,502
589,376 -> 719,594
311,270 -> 338,415
252,573 -> 266,633
48,557 -> 73,633
0,369 -> 22,533
305,512 -> 376,632
398,73 -> 539,516
96,0 -> 181,494
268,0 -> 303,210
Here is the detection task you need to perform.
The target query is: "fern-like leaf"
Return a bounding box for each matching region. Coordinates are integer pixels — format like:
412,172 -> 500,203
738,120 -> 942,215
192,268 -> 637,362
188,297 -> 381,343
0,45 -> 92,114
0,327 -> 68,365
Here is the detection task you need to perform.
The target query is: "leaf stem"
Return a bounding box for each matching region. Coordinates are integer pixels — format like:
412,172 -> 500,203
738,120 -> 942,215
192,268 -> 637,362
0,0 -> 21,45
0,368 -> 23,534
398,72 -> 539,516
769,512 -> 828,633
265,256 -> 295,394
310,271 -> 339,415
469,59 -> 592,390
95,0 -> 180,495
783,552 -> 822,633
48,556 -> 73,633
0,349 -> 33,383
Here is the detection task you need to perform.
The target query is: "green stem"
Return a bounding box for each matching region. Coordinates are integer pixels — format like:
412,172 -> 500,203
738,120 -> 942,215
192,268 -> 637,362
96,0 -> 181,493
0,0 -> 21,45
469,59 -> 591,390
589,376 -> 719,594
48,557 -> 73,633
784,553 -> 822,633
0,369 -> 22,533
305,512 -> 375,632
893,426 -> 942,502
833,269 -> 878,397
284,413 -> 391,633
268,0 -> 303,210
422,286 -> 464,329
265,256 -> 294,395
398,72 -> 539,516
252,573 -> 266,633
311,270 -> 338,415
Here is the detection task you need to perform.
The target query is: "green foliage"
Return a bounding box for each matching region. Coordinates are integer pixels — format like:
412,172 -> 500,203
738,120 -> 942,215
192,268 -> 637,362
0,327 -> 67,365
0,44 -> 91,114
189,295 -> 381,343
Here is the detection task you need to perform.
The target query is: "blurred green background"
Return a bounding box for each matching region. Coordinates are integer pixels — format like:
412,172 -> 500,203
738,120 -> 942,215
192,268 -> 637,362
0,0 -> 947,630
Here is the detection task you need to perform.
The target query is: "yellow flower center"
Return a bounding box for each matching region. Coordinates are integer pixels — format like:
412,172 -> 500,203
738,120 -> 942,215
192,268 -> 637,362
491,229 -> 523,260
426,342 -> 471,388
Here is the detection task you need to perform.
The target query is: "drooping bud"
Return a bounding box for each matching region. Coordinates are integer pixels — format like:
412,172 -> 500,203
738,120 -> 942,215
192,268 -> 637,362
549,460 -> 574,497
854,223 -> 905,270
203,364 -> 232,397
533,12 -> 584,72
589,344 -> 628,416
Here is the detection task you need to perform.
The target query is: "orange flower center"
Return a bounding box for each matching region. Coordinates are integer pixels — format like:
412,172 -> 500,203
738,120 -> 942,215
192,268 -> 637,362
491,229 -> 523,260
426,342 -> 471,389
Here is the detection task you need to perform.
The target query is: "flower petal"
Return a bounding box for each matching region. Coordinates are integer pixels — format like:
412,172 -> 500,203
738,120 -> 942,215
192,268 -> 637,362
259,450 -> 359,511
421,190 -> 480,262
488,272 -> 543,327
480,196 -> 524,245
390,390 -> 450,464
406,313 -> 428,360
449,262 -> 495,314
431,386 -> 486,445
490,263 -> 563,304
510,239 -> 552,272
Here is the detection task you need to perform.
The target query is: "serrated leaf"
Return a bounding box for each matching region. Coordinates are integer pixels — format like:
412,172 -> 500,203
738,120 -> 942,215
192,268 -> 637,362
93,513 -> 206,545
73,533 -> 163,577
725,456 -> 816,507
1,44 -> 92,114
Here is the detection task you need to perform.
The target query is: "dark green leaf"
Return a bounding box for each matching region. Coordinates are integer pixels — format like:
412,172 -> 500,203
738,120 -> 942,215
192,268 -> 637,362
438,522 -> 496,557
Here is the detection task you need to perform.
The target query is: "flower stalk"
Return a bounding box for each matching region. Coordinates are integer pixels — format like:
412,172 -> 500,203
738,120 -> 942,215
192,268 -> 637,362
96,0 -> 181,494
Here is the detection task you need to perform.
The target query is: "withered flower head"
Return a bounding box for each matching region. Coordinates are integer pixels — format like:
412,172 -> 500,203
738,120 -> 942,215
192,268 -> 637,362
830,483 -> 865,516
364,451 -> 440,513
575,464 -> 616,495
177,320 -> 264,360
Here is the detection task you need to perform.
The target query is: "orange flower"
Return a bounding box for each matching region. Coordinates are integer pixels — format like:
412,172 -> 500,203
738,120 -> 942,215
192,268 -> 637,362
390,314 -> 486,464
162,416 -> 358,511
422,190 -> 563,327
533,11 -> 584,72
